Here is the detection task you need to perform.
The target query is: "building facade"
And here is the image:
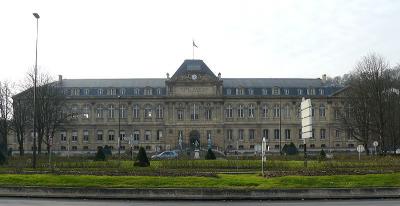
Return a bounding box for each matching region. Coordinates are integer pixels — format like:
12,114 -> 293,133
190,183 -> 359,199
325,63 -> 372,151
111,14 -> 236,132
9,59 -> 357,154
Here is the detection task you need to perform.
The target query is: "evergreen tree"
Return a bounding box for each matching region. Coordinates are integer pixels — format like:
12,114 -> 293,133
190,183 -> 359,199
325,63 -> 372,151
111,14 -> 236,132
134,147 -> 150,167
95,146 -> 106,161
205,148 -> 216,160
319,149 -> 327,161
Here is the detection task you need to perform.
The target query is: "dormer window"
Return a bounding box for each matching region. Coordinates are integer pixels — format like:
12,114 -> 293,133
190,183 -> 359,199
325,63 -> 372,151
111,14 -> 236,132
262,88 -> 268,95
107,88 -> 116,96
98,89 -> 104,95
84,89 -> 89,95
134,88 -> 140,95
284,89 -> 289,95
72,88 -> 79,96
156,88 -> 162,95
319,89 -> 324,95
120,88 -> 126,95
144,88 -> 153,95
307,88 -> 316,95
272,87 -> 280,95
248,89 -> 254,95
226,89 -> 232,95
297,89 -> 303,95
236,88 -> 244,95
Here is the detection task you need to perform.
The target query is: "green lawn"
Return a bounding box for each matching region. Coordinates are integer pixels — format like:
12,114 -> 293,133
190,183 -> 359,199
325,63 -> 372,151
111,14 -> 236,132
0,173 -> 399,189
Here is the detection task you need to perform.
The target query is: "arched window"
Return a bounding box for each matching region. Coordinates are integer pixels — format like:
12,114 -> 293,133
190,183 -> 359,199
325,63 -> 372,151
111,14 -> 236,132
108,104 -> 115,118
82,104 -> 90,119
238,104 -> 244,118
226,104 -> 233,118
156,104 -> 164,119
144,104 -> 152,118
248,104 -> 255,118
319,104 -> 326,117
273,104 -> 280,117
262,104 -> 268,118
133,104 -> 140,118
120,104 -> 127,118
96,105 -> 103,118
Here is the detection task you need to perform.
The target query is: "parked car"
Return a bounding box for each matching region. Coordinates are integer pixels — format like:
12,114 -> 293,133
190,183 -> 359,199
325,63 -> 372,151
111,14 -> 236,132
151,151 -> 178,160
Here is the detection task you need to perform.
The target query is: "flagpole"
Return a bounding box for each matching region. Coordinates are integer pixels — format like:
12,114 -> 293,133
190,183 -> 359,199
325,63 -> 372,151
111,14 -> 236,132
192,43 -> 194,59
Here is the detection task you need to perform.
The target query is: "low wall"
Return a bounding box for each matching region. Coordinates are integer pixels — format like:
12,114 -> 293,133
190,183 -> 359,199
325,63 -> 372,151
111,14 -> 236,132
0,187 -> 399,200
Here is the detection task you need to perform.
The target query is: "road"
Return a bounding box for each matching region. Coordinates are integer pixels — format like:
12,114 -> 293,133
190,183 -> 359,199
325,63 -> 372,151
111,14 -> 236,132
0,198 -> 399,206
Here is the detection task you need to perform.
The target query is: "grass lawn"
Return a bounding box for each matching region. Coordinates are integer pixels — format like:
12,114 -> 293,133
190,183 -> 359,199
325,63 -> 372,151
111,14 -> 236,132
0,173 -> 399,189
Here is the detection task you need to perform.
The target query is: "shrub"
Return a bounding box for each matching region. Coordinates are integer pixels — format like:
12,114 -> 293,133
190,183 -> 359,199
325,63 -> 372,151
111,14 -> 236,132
205,148 -> 216,160
282,142 -> 298,155
95,147 -> 106,161
103,145 -> 112,156
0,151 -> 6,165
134,147 -> 150,167
319,149 -> 327,161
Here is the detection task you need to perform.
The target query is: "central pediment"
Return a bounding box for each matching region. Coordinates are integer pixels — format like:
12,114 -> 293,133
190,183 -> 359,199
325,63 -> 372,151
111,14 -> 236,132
166,59 -> 223,97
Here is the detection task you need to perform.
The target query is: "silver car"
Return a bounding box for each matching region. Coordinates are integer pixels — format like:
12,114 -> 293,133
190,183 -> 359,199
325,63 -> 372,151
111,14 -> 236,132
151,151 -> 178,160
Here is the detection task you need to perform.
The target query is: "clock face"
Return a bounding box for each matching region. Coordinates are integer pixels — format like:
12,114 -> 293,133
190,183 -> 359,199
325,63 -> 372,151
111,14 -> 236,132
191,74 -> 198,80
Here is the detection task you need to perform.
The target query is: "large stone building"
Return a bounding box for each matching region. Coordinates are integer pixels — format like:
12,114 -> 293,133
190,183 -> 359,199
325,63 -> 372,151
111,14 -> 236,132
10,59 -> 356,154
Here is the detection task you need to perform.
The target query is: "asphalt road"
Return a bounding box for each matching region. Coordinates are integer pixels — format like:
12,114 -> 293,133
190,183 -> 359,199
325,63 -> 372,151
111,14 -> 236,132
0,198 -> 400,206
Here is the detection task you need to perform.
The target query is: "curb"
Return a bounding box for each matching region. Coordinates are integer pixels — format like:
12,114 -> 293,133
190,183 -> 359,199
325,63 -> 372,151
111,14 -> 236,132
0,187 -> 399,200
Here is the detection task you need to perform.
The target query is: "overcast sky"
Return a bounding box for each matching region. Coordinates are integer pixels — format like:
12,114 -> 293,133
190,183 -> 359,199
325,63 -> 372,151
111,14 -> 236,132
1,0 -> 399,83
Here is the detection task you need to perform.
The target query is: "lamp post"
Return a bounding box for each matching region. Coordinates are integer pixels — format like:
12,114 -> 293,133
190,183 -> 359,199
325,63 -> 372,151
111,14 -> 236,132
117,95 -> 121,160
32,12 -> 40,169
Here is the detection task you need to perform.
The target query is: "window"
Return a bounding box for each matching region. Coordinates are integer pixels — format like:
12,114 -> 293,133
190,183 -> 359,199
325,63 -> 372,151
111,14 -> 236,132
83,146 -> 89,150
248,104 -> 255,118
133,105 -> 140,119
72,88 -> 80,96
238,105 -> 244,118
320,129 -> 326,139
321,144 -> 326,148
307,88 -> 316,95
345,104 -> 352,118
96,105 -> 103,118
72,131 -> 78,142
108,105 -> 115,118
283,104 -> 290,118
98,89 -> 104,95
206,108 -> 212,120
311,129 -> 315,139
285,129 -> 291,140
297,89 -> 303,95
263,129 -> 269,139
133,130 -> 140,141
298,129 -> 302,139
120,145 -> 125,150
310,144 -> 315,148
97,130 -> 103,141
177,109 -> 184,120
226,105 -> 233,118
84,89 -> 90,95
144,88 -> 152,95
334,109 -> 340,120
226,89 -> 232,95
239,129 -> 244,140
156,88 -> 162,95
134,88 -> 140,95
61,146 -> 67,151
238,145 -> 244,150
348,144 -> 355,148
335,130 -> 340,138
262,88 -> 268,95
319,89 -> 324,95
82,104 -> 90,119
191,104 -> 199,120
157,130 -> 163,141
83,130 -> 89,142
311,105 -> 315,117
119,104 -> 127,118
227,129 -> 233,140
248,89 -> 254,95
335,143 -> 341,148
119,130 -> 126,140
274,129 -> 280,139
71,105 -> 79,119
107,88 -> 116,95
108,130 -> 115,141
156,104 -> 163,119
249,129 -> 255,140
178,130 -> 184,139
144,105 -> 152,118
145,130 -> 151,141
207,130 -> 212,141
236,88 -> 244,95
60,131 -> 67,142
346,129 -> 353,139
273,104 -> 280,117
272,87 -> 280,95
319,104 -> 326,117
250,145 -> 255,150
120,88 -> 126,95
274,145 -> 280,149
262,104 -> 268,118
72,146 -> 77,151
284,89 -> 289,95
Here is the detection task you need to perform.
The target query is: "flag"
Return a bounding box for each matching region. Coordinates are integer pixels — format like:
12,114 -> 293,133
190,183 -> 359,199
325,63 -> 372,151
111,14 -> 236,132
192,40 -> 198,48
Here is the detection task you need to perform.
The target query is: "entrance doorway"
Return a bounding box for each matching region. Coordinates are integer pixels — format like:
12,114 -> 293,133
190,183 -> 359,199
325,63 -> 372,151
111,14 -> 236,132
189,130 -> 200,150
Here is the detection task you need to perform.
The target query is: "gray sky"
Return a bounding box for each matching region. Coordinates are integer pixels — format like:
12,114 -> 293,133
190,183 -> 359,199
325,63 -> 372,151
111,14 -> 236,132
1,0 -> 399,83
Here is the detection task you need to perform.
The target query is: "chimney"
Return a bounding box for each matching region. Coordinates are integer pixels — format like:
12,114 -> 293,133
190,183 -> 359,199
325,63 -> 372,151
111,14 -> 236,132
218,72 -> 221,80
166,73 -> 170,80
58,75 -> 63,83
322,74 -> 327,84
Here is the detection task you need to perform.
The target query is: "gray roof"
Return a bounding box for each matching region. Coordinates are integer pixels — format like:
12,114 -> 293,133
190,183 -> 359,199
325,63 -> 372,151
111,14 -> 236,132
61,78 -> 166,88
222,78 -> 323,88
171,59 -> 217,79
61,78 -> 324,88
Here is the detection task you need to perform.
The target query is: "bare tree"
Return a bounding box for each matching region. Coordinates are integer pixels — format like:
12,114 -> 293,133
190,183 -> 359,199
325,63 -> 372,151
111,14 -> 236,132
0,81 -> 12,157
11,92 -> 31,156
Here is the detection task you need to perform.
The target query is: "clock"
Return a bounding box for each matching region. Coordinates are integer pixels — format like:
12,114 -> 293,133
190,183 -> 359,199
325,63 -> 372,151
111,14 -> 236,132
191,74 -> 198,80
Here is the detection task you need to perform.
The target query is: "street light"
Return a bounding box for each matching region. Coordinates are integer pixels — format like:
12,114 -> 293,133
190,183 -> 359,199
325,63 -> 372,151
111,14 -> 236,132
32,12 -> 40,169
